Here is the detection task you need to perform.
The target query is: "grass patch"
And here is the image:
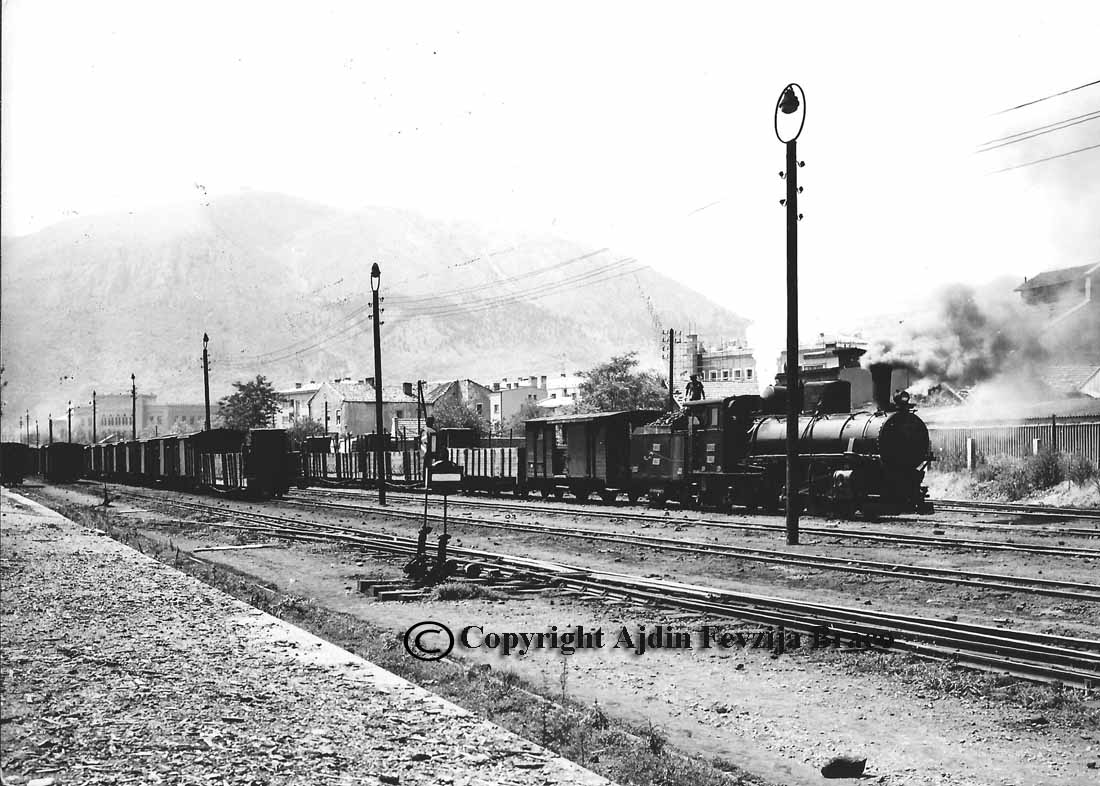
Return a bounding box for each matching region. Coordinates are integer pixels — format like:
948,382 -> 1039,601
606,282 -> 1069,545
428,581 -> 506,601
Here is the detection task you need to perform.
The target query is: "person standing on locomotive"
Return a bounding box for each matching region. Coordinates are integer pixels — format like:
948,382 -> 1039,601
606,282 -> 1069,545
685,374 -> 705,401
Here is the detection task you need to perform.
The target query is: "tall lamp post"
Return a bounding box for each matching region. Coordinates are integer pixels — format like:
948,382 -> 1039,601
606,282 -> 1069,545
131,373 -> 137,441
203,333 -> 212,431
26,410 -> 30,444
775,83 -> 806,546
370,262 -> 386,505
68,400 -> 72,443
92,391 -> 97,444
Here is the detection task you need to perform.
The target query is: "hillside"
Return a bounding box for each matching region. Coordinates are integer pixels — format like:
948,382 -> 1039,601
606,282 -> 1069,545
0,192 -> 748,415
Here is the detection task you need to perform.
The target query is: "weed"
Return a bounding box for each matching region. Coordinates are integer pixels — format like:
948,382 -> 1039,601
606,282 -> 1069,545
428,581 -> 504,601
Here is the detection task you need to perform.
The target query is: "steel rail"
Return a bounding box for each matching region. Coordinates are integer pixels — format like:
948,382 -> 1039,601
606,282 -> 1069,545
277,494 -> 1100,601
108,488 -> 1100,688
934,498 -> 1100,521
291,488 -> 1100,559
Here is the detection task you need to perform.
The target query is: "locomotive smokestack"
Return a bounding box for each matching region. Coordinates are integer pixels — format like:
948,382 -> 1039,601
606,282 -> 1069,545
870,363 -> 893,412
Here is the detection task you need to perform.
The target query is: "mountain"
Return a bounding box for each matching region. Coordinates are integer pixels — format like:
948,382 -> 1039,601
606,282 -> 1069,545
0,192 -> 747,416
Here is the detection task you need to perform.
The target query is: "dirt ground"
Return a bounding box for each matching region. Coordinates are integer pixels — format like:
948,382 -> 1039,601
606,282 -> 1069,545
22,483 -> 1100,785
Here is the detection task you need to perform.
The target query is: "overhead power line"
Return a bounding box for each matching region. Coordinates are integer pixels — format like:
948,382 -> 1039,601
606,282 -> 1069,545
230,248 -> 613,364
989,141 -> 1100,174
992,79 -> 1100,115
976,110 -> 1100,152
228,255 -> 644,366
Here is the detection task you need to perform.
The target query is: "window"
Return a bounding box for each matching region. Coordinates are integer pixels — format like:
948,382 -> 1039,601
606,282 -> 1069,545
476,403 -> 483,415
722,370 -> 730,380
493,404 -> 500,414
734,369 -> 741,380
746,369 -> 753,380
709,370 -> 718,381
336,411 -> 342,424
395,410 -> 403,419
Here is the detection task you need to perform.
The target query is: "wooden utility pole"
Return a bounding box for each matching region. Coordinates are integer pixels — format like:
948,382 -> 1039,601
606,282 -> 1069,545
668,328 -> 675,411
131,374 -> 137,440
92,392 -> 97,444
203,334 -> 212,431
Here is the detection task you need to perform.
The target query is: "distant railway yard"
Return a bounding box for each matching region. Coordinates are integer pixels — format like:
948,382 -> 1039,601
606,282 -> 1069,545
9,479 -> 1099,785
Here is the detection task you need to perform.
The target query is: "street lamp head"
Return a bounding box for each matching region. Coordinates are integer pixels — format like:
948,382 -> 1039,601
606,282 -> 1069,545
774,83 -> 806,143
203,332 -> 209,346
370,262 -> 381,292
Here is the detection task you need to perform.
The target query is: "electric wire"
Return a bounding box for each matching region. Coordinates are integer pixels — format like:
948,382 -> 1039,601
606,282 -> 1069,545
976,111 -> 1100,152
992,79 -> 1100,115
988,141 -> 1100,174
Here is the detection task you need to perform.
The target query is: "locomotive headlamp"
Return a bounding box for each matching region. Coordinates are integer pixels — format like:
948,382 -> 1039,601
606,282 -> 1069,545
370,262 -> 381,293
774,83 -> 806,143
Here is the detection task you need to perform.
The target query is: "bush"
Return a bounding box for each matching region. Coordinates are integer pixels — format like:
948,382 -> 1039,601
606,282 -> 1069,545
975,454 -> 1031,500
1025,448 -> 1064,490
1062,453 -> 1097,485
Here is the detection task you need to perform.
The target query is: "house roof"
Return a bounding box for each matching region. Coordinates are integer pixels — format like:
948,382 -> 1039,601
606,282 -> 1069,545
345,386 -> 419,404
1039,365 -> 1100,394
921,397 -> 1100,424
1015,262 -> 1100,292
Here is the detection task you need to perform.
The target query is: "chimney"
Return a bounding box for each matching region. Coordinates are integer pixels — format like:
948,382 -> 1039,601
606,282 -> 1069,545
294,382 -> 302,389
402,382 -> 413,397
870,363 -> 893,412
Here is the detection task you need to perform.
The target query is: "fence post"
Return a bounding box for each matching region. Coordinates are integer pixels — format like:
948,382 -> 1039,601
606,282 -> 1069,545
1031,438 -> 1041,456
1050,414 -> 1057,453
965,438 -> 975,471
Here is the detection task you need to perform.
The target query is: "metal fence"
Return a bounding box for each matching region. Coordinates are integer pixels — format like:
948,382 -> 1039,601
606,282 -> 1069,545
927,417 -> 1100,466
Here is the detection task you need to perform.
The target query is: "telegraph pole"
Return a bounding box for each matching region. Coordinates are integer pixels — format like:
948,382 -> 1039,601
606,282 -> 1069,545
203,333 -> 212,431
49,413 -> 53,444
68,401 -> 72,443
131,373 -> 137,440
668,328 -> 676,410
776,83 -> 806,546
35,420 -> 40,446
92,391 -> 97,444
26,410 -> 30,444
324,400 -> 330,434
370,262 -> 386,505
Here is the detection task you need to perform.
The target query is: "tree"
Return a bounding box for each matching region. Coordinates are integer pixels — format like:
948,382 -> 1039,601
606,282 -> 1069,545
218,375 -> 284,430
506,400 -> 544,433
286,417 -> 327,448
576,352 -> 668,413
432,397 -> 490,436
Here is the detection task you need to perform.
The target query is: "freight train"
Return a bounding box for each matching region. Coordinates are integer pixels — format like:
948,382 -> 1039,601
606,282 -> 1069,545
22,364 -> 931,516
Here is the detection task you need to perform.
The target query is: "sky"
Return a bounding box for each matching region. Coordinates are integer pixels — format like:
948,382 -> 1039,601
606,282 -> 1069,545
3,1 -> 1099,351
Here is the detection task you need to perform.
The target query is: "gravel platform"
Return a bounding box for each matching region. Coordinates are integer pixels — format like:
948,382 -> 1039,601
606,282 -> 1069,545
0,489 -> 611,786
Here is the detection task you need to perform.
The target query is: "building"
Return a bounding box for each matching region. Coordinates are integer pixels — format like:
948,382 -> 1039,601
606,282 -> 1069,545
489,384 -> 547,430
275,380 -> 322,426
62,393 -> 204,442
425,379 -> 491,419
1016,263 -> 1100,363
308,378 -> 420,437
666,333 -> 758,401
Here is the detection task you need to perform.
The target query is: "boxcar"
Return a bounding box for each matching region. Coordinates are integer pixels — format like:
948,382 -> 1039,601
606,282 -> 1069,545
525,410 -> 662,502
44,443 -> 86,483
1,442 -> 31,485
246,428 -> 294,498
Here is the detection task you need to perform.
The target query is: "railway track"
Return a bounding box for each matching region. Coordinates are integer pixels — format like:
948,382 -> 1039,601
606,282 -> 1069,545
277,492 -> 1100,601
105,488 -> 1100,689
934,498 -> 1100,521
293,487 -> 1100,559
